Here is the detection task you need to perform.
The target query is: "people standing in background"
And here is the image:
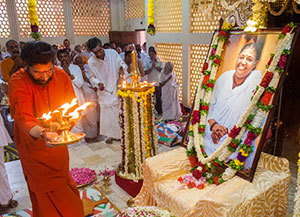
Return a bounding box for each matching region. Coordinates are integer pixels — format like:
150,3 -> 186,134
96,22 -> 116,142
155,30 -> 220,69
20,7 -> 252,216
74,55 -> 99,143
0,45 -> 9,80
82,42 -> 93,60
19,41 -> 25,50
87,37 -> 127,144
57,49 -> 85,134
120,44 -> 129,60
160,62 -> 182,121
124,50 -> 144,83
144,49 -> 163,116
103,43 -> 111,49
116,46 -> 122,54
8,41 -> 84,216
136,44 -> 148,68
1,40 -> 24,82
0,80 -> 18,211
63,39 -> 72,54
110,42 -> 116,50
74,45 -> 88,64
142,42 -> 147,54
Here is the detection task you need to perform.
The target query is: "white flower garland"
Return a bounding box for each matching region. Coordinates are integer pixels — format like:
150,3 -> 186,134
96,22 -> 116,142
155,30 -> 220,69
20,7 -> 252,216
139,99 -> 146,162
124,98 -> 129,175
151,95 -> 158,155
188,28 -> 294,182
118,206 -> 173,217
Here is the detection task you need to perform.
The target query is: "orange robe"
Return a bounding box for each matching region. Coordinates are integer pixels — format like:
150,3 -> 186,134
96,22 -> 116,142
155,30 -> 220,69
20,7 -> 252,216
1,57 -> 14,82
8,67 -> 84,217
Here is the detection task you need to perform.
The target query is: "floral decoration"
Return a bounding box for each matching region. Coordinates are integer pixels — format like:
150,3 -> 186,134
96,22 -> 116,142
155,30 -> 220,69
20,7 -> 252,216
184,22 -> 295,188
28,0 -> 41,40
70,168 -> 96,186
117,87 -> 157,182
147,0 -> 155,35
118,206 -> 174,217
98,168 -> 115,178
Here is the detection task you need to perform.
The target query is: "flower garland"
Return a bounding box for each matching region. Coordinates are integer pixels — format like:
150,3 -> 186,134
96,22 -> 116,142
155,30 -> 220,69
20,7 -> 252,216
183,23 -> 295,188
28,0 -> 41,40
147,0 -> 155,36
250,0 -> 268,29
118,206 -> 174,217
294,152 -> 300,217
117,87 -> 157,182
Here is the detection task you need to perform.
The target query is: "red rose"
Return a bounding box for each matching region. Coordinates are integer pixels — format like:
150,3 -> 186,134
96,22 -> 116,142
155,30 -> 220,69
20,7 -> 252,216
207,83 -> 214,88
260,71 -> 274,88
188,156 -> 198,168
278,54 -> 287,69
202,165 -> 207,173
212,161 -> 219,167
192,169 -> 203,180
218,30 -> 227,38
267,57 -> 273,66
178,177 -> 183,183
228,126 -> 241,138
282,25 -> 292,35
197,183 -> 205,189
203,75 -> 210,85
229,142 -> 237,148
201,62 -> 208,74
261,90 -> 273,106
214,58 -> 221,65
192,110 -> 200,124
200,147 -> 204,153
213,176 -> 220,185
198,126 -> 205,133
201,105 -> 209,111
211,48 -> 216,56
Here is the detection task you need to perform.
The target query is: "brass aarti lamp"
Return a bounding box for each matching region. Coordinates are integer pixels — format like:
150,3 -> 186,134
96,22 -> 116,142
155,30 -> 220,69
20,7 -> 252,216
38,98 -> 93,146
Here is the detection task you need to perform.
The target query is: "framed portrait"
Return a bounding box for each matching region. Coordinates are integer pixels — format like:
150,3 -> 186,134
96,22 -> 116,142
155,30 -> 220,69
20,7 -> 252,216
182,26 -> 299,182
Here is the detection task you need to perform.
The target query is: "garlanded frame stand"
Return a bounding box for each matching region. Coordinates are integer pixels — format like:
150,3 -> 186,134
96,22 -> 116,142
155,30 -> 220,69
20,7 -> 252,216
115,51 -> 158,197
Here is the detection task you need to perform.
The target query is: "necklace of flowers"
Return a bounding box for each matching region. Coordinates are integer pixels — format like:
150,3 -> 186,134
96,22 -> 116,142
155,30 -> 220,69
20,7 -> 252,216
118,206 -> 174,217
185,23 -> 295,188
147,0 -> 155,35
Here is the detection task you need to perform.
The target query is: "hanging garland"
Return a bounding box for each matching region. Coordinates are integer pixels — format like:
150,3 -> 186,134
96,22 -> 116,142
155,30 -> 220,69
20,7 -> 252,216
294,152 -> 300,216
180,23 -> 295,189
147,0 -> 155,36
267,0 -> 290,16
250,0 -> 268,28
28,0 -> 41,40
117,87 -> 157,182
292,1 -> 300,14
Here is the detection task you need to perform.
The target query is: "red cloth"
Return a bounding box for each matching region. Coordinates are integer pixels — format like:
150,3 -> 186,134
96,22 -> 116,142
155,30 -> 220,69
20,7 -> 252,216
8,67 -> 84,216
115,173 -> 143,197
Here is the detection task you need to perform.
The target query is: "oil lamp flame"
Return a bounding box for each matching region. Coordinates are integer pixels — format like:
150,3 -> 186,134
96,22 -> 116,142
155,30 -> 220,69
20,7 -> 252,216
60,98 -> 78,116
69,102 -> 93,120
42,111 -> 52,121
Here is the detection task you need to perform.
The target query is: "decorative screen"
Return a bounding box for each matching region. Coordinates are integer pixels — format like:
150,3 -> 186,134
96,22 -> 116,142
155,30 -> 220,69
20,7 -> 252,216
16,0 -> 66,37
124,0 -> 145,19
155,0 -> 182,33
190,0 -> 228,33
155,43 -> 183,101
189,44 -> 210,104
72,0 -> 110,36
0,0 -> 10,38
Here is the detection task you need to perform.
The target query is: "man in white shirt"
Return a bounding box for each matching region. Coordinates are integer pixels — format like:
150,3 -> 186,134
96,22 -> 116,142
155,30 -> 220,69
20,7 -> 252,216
87,37 -> 127,144
74,55 -> 99,143
57,49 -> 85,133
144,48 -> 164,116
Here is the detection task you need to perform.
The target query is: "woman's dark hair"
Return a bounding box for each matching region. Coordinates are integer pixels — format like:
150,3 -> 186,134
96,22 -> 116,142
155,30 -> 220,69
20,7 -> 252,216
239,42 -> 263,62
21,41 -> 56,66
87,37 -> 102,51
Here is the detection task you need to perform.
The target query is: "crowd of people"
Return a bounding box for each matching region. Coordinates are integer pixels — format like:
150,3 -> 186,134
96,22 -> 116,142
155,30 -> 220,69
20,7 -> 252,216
0,38 -> 182,215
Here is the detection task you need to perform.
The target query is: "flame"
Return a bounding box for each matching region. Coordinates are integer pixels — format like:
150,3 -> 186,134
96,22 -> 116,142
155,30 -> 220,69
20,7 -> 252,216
60,98 -> 78,116
42,111 -> 52,121
68,102 -> 93,120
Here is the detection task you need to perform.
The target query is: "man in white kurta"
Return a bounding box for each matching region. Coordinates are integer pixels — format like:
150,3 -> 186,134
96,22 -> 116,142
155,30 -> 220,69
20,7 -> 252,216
87,38 -> 127,143
0,80 -> 16,209
74,55 -> 99,142
57,49 -> 85,133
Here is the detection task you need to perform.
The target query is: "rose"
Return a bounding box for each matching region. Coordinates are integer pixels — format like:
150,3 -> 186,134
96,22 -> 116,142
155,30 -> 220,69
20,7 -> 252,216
228,126 -> 241,138
267,57 -> 273,66
213,176 -> 220,185
260,71 -> 274,88
261,90 -> 273,106
192,169 -> 203,179
198,125 -> 205,134
201,62 -> 208,74
188,155 -> 198,168
214,58 -> 221,65
201,105 -> 209,111
211,48 -> 216,57
192,110 -> 200,124
207,82 -> 214,89
218,30 -> 227,38
202,75 -> 210,85
278,54 -> 287,69
282,25 -> 292,35
229,142 -> 238,149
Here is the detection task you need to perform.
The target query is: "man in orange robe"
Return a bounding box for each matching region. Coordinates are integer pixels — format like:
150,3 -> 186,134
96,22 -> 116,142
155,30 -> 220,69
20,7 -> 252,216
8,41 -> 84,217
1,40 -> 24,82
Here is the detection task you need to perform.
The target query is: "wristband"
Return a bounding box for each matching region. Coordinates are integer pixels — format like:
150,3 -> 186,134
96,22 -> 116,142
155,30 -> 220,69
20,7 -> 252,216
210,122 -> 218,131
